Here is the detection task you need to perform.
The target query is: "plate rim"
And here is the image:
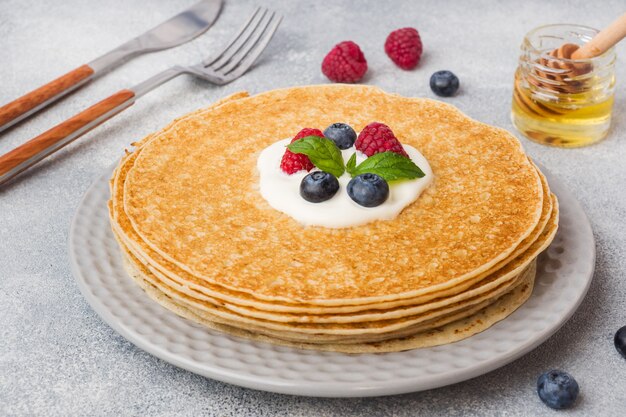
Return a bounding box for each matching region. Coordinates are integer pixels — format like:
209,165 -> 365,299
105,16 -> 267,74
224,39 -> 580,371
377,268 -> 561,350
68,164 -> 595,397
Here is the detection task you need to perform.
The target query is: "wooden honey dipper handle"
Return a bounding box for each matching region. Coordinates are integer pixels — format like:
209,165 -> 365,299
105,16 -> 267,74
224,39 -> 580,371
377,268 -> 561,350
572,13 -> 626,59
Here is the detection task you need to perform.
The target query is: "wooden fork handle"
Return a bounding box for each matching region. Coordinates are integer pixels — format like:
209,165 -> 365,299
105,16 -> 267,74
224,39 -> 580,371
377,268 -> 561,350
0,64 -> 95,132
0,89 -> 135,186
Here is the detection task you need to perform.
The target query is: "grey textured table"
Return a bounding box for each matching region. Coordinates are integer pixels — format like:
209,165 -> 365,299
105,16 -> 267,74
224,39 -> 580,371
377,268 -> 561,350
1,0 -> 625,415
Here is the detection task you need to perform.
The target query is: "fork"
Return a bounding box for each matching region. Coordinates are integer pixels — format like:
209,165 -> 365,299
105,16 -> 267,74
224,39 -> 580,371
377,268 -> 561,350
0,7 -> 282,186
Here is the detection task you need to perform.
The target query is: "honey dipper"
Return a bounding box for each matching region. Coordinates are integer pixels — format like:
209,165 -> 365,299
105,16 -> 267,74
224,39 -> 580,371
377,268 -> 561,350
515,13 -> 626,116
571,13 -> 626,60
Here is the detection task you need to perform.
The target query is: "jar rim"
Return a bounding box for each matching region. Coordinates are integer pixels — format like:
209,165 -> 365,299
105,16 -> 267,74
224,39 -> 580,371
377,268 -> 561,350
525,23 -> 616,64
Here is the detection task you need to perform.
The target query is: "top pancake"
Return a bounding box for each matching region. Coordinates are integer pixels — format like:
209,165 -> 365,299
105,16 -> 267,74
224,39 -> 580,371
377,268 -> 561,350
122,85 -> 543,304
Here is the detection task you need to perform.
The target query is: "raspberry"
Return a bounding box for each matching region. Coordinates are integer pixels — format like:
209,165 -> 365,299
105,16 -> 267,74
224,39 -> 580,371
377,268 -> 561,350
384,28 -> 422,70
293,128 -> 324,142
280,128 -> 324,174
322,41 -> 368,83
355,122 -> 408,157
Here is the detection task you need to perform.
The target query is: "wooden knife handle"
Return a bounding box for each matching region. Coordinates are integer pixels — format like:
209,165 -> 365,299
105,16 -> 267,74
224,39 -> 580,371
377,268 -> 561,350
0,64 -> 95,132
0,89 -> 135,185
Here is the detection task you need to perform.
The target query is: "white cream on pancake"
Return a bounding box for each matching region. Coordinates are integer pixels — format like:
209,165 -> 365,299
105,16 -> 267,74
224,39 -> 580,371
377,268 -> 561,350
257,139 -> 433,228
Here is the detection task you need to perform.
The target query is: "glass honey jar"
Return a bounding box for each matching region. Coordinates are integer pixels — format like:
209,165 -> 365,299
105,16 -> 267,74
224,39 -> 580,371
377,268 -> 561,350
511,24 -> 616,147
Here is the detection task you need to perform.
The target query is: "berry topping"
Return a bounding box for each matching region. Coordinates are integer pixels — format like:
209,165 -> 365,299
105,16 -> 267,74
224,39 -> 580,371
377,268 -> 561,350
537,370 -> 579,410
293,127 -> 325,142
384,28 -> 423,70
300,171 -> 340,203
430,70 -> 460,97
615,325 -> 626,358
322,41 -> 368,83
280,150 -> 314,175
354,122 -> 408,157
323,123 -> 357,150
347,173 -> 389,207
280,128 -> 324,175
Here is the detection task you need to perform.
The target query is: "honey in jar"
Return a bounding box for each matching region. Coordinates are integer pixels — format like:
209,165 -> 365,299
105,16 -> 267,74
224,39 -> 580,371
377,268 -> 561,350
511,24 -> 616,147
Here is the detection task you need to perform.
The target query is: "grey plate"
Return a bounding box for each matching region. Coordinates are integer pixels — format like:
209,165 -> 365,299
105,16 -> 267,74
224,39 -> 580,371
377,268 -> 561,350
69,165 -> 595,397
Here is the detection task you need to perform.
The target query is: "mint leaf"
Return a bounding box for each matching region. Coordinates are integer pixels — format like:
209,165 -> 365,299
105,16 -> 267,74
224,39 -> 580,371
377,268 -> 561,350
287,136 -> 345,178
350,152 -> 425,181
346,153 -> 357,175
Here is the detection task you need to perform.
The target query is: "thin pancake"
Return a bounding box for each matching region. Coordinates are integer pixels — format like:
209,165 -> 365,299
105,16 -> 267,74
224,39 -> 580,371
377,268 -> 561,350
126,256 -> 536,353
121,85 -> 544,304
122,247 -> 535,343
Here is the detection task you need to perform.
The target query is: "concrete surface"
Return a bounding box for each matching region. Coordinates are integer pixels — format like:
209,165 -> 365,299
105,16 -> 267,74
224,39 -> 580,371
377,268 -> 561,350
1,0 -> 625,415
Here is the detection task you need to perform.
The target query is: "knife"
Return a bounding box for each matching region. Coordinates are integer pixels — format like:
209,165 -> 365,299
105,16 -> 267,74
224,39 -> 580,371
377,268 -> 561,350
0,0 -> 222,133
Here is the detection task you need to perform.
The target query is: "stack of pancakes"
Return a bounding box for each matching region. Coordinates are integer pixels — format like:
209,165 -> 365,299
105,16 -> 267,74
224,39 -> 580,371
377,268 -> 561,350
108,85 -> 558,353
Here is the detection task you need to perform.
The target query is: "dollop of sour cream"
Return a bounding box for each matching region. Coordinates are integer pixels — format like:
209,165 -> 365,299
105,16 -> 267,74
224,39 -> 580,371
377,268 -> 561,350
257,139 -> 433,228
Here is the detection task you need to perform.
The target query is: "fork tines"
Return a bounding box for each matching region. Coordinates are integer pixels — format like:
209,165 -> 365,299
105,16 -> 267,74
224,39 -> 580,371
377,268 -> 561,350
203,7 -> 282,79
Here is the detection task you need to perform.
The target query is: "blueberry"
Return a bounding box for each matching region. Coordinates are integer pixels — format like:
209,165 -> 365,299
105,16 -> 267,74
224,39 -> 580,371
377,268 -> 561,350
615,325 -> 626,358
347,173 -> 389,207
430,70 -> 460,97
324,123 -> 357,150
537,370 -> 579,409
300,171 -> 339,203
